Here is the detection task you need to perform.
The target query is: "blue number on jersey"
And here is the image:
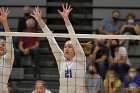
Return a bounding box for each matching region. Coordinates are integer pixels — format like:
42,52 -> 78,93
65,69 -> 72,78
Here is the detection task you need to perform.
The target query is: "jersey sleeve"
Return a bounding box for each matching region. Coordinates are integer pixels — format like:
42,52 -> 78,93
41,25 -> 64,64
66,24 -> 86,65
4,36 -> 14,66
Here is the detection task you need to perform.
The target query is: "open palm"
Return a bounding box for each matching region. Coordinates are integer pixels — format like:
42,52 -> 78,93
58,3 -> 73,19
31,6 -> 42,21
0,7 -> 10,22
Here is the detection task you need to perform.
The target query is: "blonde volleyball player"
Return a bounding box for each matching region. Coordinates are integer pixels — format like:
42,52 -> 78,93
0,7 -> 14,93
32,4 -> 86,93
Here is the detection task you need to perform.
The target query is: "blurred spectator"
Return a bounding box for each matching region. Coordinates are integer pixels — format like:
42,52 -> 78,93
89,39 -> 109,78
98,10 -> 121,35
137,66 -> 140,74
119,13 -> 140,49
17,18 -> 40,77
18,6 -> 37,32
104,70 -> 122,93
85,62 -> 104,93
32,80 -> 52,93
123,67 -> 140,93
109,39 -> 131,81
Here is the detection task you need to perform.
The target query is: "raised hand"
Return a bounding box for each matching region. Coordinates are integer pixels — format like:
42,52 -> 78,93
58,3 -> 73,19
0,7 -> 10,22
31,6 -> 42,21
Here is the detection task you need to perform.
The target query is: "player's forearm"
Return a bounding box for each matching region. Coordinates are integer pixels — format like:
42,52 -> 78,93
65,18 -> 85,62
2,17 -> 12,51
2,17 -> 14,60
41,24 -> 63,62
37,18 -> 46,29
2,20 -> 10,32
5,37 -> 14,62
6,36 -> 13,52
66,23 -> 85,54
63,17 -> 71,26
63,16 -> 75,34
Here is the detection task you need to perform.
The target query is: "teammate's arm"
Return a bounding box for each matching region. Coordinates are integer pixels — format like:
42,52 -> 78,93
32,6 -> 64,64
58,3 -> 86,63
0,7 -> 14,62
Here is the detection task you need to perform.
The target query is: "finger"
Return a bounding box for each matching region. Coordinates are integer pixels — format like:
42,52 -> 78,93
66,3 -> 68,10
39,8 -> 42,14
35,7 -> 37,12
31,14 -> 35,18
62,4 -> 65,11
37,6 -> 40,12
2,7 -> 4,12
33,10 -> 35,14
7,10 -> 10,15
40,9 -> 42,15
5,8 -> 8,13
68,4 -> 71,10
58,10 -> 62,14
6,8 -> 10,14
70,8 -> 73,12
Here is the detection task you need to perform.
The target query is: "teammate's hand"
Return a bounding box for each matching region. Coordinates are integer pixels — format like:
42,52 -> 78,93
0,7 -> 10,22
58,3 -> 73,19
31,6 -> 42,21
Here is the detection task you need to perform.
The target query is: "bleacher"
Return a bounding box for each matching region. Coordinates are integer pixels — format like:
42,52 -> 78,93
0,0 -> 140,93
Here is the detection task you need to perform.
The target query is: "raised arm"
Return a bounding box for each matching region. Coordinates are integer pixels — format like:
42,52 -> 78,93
32,6 -> 64,64
58,4 -> 86,63
0,7 -> 14,62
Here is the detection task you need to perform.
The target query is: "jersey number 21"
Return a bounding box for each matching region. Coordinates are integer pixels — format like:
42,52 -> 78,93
65,69 -> 72,78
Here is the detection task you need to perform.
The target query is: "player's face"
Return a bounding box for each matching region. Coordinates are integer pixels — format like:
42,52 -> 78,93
64,41 -> 75,60
35,84 -> 45,93
0,42 -> 6,56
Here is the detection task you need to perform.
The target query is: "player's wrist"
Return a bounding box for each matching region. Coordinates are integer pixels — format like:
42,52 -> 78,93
36,18 -> 43,22
63,17 -> 69,21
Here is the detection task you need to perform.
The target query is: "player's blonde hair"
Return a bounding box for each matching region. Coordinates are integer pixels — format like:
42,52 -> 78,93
35,80 -> 46,88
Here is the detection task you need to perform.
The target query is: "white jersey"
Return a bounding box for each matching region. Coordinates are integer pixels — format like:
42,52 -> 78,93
0,37 -> 14,93
42,25 -> 86,93
32,89 -> 52,93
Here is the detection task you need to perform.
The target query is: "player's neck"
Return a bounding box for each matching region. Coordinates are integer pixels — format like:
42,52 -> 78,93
67,58 -> 72,61
66,56 -> 74,61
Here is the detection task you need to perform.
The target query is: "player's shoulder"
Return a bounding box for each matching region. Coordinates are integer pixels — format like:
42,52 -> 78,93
45,89 -> 52,93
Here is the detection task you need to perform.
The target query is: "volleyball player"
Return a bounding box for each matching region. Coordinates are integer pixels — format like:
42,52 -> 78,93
32,4 -> 86,93
32,80 -> 52,93
0,7 -> 14,93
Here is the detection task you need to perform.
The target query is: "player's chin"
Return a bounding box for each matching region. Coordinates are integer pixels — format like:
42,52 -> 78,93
64,54 -> 69,59
0,51 -> 5,56
0,50 -> 6,56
